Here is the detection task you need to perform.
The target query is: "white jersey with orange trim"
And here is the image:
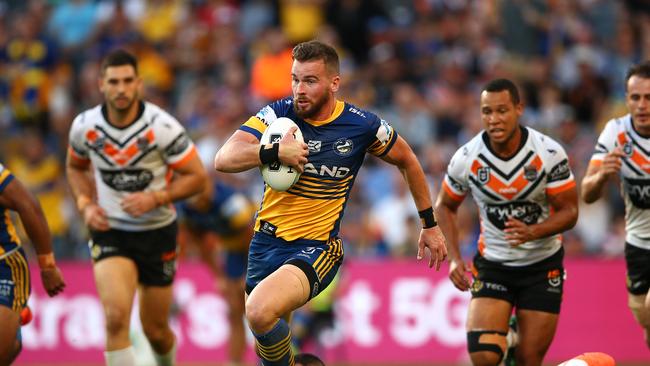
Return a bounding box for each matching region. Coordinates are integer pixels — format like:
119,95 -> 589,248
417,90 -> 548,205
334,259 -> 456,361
443,127 -> 575,266
590,114 -> 650,250
68,102 -> 197,231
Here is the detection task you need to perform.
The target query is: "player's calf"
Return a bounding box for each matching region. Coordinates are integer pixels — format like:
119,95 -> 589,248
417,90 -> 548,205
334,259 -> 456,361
628,293 -> 650,348
467,330 -> 507,366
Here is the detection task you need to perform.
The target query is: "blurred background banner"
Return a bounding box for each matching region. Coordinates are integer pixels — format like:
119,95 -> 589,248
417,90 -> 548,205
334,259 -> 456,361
16,258 -> 646,365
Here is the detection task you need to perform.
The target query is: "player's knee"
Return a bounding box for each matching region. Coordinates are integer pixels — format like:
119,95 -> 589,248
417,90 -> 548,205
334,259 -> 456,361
103,306 -> 131,336
142,323 -> 171,348
629,294 -> 650,328
245,300 -> 278,332
467,330 -> 507,366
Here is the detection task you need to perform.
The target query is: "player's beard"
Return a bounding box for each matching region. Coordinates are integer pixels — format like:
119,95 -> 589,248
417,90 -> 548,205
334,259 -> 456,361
109,93 -> 137,113
293,92 -> 329,119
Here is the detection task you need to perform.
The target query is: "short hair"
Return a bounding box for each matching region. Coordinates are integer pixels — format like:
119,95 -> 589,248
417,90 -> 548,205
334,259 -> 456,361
294,353 -> 325,366
482,78 -> 521,105
101,49 -> 138,75
292,40 -> 340,75
625,61 -> 650,90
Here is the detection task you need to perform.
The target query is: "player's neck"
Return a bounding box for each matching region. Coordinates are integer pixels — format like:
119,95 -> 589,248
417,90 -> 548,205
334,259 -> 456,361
490,126 -> 523,159
311,98 -> 337,121
104,101 -> 142,128
632,120 -> 650,138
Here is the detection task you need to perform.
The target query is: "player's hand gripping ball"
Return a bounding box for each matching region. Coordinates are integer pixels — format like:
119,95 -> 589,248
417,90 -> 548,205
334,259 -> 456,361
260,117 -> 304,191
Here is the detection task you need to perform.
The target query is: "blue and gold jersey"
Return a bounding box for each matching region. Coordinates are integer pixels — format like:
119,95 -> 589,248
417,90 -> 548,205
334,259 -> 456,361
0,163 -> 21,257
240,98 -> 397,243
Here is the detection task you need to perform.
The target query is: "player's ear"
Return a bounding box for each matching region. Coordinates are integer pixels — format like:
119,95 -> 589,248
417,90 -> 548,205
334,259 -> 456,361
330,75 -> 340,93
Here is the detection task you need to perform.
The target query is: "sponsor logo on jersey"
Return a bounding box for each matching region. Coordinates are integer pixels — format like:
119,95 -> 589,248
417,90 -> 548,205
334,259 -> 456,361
624,177 -> 650,208
477,167 -> 491,185
304,163 -> 350,178
165,133 -> 191,156
334,138 -> 354,156
99,168 -> 154,192
307,140 -> 321,153
485,201 -> 542,230
548,159 -> 571,182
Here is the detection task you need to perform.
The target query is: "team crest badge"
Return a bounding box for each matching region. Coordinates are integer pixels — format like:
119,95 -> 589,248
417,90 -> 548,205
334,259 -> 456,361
524,165 -> 538,181
623,142 -> 633,156
477,167 -> 491,185
137,136 -> 150,150
93,136 -> 106,150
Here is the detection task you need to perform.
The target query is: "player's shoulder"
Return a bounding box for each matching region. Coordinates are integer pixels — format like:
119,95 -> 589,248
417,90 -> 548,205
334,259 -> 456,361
602,113 -> 631,134
71,104 -> 102,128
144,101 -> 180,126
340,101 -> 381,126
455,132 -> 484,159
255,97 -> 294,126
525,127 -> 569,160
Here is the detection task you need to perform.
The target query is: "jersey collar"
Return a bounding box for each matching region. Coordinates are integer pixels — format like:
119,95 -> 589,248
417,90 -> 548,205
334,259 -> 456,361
304,100 -> 345,126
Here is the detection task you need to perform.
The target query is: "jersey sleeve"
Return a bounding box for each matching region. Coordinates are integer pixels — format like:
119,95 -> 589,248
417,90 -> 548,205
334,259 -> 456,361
239,98 -> 292,140
155,113 -> 197,169
589,119 -> 617,166
442,146 -> 470,201
0,163 -> 14,194
367,117 -> 398,157
67,113 -> 91,167
544,140 -> 576,196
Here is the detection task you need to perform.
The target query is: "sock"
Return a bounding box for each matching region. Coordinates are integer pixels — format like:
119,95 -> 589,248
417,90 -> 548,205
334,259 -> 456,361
105,346 -> 136,366
153,339 -> 177,366
254,319 -> 295,366
506,327 -> 518,348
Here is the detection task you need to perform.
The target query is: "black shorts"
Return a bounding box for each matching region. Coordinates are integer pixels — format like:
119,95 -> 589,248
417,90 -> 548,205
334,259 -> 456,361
89,222 -> 178,286
470,247 -> 565,314
625,242 -> 650,295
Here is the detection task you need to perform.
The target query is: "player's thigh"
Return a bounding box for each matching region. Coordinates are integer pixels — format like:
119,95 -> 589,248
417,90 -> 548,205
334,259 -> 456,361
467,297 -> 512,331
515,308 -> 559,364
0,306 -> 19,361
247,264 -> 312,319
93,257 -> 138,318
138,284 -> 174,328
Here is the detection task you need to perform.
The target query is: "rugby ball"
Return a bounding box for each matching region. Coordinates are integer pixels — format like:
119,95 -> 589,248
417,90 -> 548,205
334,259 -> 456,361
260,117 -> 304,191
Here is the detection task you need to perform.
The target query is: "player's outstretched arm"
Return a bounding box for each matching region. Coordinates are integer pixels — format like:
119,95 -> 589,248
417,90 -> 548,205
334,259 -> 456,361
504,186 -> 579,247
0,177 -> 65,297
380,136 -> 448,270
435,189 -> 470,291
581,147 -> 625,203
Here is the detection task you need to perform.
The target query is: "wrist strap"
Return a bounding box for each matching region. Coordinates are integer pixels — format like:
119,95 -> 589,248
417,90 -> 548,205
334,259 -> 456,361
418,207 -> 438,228
259,143 -> 280,165
38,253 -> 56,269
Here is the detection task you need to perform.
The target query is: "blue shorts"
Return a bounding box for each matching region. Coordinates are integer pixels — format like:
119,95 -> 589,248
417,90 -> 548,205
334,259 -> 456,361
224,249 -> 247,279
0,248 -> 31,312
246,232 -> 344,300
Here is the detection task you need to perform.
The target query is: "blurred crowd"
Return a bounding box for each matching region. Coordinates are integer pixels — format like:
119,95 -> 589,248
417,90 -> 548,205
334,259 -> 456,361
1,0 -> 649,261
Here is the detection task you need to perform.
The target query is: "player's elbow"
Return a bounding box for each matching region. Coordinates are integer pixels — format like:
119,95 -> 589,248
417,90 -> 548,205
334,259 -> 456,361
213,150 -> 229,172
